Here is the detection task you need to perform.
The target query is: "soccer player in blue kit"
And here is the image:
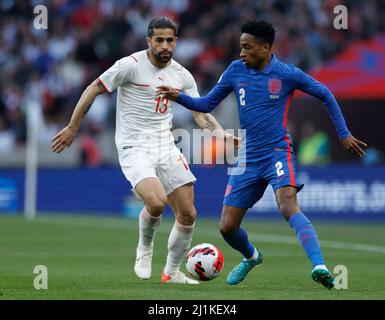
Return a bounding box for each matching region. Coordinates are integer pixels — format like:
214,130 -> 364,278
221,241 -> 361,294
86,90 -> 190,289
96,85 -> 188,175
157,20 -> 367,289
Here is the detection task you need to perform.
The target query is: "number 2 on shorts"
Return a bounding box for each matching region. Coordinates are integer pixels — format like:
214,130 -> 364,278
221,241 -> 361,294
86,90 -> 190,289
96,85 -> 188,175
275,161 -> 284,177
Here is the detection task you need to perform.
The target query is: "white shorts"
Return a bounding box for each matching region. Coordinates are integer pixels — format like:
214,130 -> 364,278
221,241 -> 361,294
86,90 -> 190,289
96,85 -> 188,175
118,144 -> 196,195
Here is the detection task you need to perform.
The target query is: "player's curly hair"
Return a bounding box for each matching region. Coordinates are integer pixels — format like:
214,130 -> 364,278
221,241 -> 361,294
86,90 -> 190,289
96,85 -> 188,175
241,20 -> 275,46
148,16 -> 178,37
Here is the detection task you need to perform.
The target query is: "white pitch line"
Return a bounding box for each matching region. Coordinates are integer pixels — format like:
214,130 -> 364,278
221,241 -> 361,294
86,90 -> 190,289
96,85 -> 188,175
196,227 -> 385,254
32,217 -> 385,255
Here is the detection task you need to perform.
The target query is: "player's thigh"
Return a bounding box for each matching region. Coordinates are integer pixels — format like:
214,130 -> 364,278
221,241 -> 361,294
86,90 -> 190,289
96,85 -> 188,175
219,205 -> 248,234
264,150 -> 303,219
168,182 -> 196,225
223,165 -> 268,209
119,147 -> 167,208
157,147 -> 196,196
267,148 -> 303,193
135,177 -> 168,209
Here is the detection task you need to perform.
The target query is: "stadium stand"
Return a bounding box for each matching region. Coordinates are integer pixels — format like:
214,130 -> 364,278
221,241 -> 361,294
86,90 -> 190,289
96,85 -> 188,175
0,0 -> 384,166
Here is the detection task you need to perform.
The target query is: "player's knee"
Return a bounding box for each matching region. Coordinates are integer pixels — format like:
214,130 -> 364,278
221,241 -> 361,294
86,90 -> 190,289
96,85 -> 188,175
219,223 -> 237,237
176,207 -> 196,225
145,196 -> 167,216
278,200 -> 299,218
277,190 -> 299,216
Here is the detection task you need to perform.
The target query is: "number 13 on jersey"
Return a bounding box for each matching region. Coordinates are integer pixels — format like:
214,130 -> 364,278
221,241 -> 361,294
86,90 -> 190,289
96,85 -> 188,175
155,96 -> 169,113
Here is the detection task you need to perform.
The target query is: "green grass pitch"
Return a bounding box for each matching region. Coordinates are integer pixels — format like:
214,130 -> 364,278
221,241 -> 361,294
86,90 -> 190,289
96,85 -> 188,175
0,213 -> 384,300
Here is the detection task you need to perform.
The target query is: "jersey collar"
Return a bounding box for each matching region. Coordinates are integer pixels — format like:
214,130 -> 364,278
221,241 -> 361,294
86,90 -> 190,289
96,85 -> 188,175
248,54 -> 277,75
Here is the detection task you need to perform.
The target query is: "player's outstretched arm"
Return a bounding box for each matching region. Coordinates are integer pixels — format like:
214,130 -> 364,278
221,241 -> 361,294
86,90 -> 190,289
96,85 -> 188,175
312,86 -> 367,157
157,82 -> 230,113
51,80 -> 106,153
341,135 -> 367,157
291,67 -> 367,157
156,86 -> 180,101
191,111 -> 241,149
157,85 -> 215,113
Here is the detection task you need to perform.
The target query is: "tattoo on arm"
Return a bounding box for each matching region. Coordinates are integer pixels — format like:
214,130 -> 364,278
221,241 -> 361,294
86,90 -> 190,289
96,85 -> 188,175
203,114 -> 218,132
193,112 -> 227,137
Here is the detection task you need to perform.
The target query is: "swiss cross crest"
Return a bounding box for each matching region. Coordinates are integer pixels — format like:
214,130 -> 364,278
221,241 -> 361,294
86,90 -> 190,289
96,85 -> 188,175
268,79 -> 282,94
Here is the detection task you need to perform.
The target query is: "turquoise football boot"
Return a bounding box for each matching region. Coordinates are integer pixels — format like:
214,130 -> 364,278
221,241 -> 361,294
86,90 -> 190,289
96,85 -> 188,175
311,266 -> 335,289
227,249 -> 263,285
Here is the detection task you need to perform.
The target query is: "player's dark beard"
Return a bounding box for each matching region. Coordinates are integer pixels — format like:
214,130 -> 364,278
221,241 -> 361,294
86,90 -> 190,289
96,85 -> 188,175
154,50 -> 172,63
254,56 -> 265,69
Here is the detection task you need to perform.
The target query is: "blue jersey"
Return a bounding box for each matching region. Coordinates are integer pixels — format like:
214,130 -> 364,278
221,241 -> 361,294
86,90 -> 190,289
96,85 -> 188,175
176,54 -> 351,162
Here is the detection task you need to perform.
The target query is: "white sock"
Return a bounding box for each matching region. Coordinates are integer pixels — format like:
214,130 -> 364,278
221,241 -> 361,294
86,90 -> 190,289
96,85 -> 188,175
164,221 -> 195,276
138,207 -> 162,249
313,264 -> 328,271
246,247 -> 259,261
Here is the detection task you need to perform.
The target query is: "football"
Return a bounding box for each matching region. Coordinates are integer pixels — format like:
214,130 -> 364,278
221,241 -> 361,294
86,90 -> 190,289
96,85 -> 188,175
185,243 -> 224,281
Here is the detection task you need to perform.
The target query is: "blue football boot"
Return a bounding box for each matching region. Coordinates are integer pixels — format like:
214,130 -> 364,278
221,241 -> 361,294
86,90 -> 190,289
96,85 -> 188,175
227,248 -> 263,285
311,266 -> 335,289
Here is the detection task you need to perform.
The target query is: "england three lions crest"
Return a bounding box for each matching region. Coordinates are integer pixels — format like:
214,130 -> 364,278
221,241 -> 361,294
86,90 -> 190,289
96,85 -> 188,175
268,79 -> 282,94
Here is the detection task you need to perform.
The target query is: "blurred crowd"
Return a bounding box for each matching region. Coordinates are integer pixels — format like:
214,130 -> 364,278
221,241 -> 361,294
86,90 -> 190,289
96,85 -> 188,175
0,0 -> 384,164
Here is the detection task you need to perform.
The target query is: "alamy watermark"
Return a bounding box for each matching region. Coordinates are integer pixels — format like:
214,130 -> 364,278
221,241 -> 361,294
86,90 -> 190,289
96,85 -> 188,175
333,265 -> 348,289
334,5 -> 348,30
174,128 -> 247,175
33,5 -> 48,30
33,265 -> 48,290
121,127 -> 247,176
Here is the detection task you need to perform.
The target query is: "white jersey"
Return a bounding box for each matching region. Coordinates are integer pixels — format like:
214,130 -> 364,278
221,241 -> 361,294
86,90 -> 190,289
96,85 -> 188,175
98,50 -> 199,150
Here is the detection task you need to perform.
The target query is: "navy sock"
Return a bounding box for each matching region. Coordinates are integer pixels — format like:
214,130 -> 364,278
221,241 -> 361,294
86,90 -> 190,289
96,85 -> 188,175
222,227 -> 255,259
288,212 -> 324,267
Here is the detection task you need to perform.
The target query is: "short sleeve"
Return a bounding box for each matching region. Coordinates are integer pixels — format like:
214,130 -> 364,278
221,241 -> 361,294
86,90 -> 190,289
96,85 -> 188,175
182,69 -> 200,98
98,56 -> 136,93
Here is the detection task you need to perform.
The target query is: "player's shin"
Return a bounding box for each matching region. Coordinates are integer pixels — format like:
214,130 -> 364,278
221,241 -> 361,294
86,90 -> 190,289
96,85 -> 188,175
138,207 -> 162,248
221,227 -> 255,259
164,221 -> 195,276
288,211 -> 325,267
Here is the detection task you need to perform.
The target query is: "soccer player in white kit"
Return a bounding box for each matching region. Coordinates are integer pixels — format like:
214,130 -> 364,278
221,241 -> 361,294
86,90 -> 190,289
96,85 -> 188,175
51,17 -> 235,284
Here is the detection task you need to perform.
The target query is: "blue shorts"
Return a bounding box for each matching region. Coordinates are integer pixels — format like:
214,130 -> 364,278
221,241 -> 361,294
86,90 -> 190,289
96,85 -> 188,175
223,148 -> 303,209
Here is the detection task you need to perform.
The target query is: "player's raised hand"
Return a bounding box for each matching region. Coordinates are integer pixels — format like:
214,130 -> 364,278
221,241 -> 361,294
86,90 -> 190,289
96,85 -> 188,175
233,136 -> 241,149
51,126 -> 77,153
225,134 -> 241,149
341,135 -> 367,157
156,85 -> 179,101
